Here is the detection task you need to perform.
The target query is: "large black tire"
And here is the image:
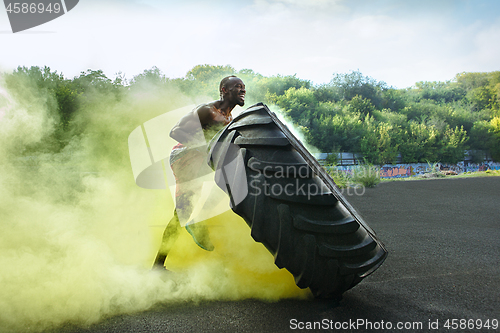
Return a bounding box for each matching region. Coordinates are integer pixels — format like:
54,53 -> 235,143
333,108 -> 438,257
208,103 -> 387,299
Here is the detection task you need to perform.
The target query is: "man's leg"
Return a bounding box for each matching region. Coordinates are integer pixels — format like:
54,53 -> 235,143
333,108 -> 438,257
153,148 -> 213,270
175,183 -> 214,252
185,222 -> 214,251
152,210 -> 181,269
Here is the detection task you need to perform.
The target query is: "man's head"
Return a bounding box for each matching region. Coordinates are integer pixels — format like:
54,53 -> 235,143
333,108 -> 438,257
220,76 -> 246,106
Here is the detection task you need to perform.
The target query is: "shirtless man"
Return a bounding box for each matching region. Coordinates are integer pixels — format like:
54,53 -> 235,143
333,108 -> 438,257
153,75 -> 246,269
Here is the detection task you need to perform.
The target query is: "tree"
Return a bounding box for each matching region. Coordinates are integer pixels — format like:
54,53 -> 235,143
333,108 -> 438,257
439,126 -> 468,163
182,64 -> 237,99
414,80 -> 466,103
455,71 -> 500,113
328,70 -> 387,108
399,122 -> 439,163
268,86 -> 317,126
345,95 -> 375,117
467,85 -> 495,112
455,72 -> 490,91
72,69 -> 114,92
358,117 -> 399,165
3,66 -> 74,152
186,64 -> 236,82
489,117 -> 500,161
381,88 -> 407,112
54,81 -> 80,129
308,112 -> 364,153
250,74 -> 311,103
130,66 -> 167,86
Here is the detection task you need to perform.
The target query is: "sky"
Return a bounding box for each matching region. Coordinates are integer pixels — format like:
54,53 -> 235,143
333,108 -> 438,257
1,0 -> 499,88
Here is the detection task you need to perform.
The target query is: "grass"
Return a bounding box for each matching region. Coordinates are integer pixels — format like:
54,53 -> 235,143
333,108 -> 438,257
327,162 -> 381,188
328,168 -> 351,188
452,169 -> 500,178
381,169 -> 500,182
328,161 -> 500,187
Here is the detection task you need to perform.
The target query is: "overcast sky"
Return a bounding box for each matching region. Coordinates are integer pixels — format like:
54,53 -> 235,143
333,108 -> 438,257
1,0 -> 499,88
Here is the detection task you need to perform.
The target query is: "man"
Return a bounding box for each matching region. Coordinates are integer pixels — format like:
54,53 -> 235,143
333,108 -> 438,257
153,75 -> 246,269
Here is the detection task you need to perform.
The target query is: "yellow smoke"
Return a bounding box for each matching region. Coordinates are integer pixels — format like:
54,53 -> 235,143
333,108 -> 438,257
0,72 -> 309,333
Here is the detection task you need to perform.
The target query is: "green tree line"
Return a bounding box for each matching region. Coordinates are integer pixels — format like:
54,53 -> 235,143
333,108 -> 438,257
4,65 -> 500,163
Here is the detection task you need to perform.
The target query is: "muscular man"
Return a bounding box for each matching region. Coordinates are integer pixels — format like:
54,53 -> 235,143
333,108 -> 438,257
153,75 -> 246,269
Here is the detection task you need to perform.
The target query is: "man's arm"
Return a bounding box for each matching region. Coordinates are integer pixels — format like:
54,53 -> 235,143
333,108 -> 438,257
170,104 -> 216,144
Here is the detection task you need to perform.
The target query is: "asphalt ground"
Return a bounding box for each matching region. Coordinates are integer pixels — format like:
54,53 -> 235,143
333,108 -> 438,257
60,177 -> 500,333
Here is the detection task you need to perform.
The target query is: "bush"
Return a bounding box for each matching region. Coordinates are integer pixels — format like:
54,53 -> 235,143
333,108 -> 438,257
351,163 -> 381,187
419,162 -> 446,178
